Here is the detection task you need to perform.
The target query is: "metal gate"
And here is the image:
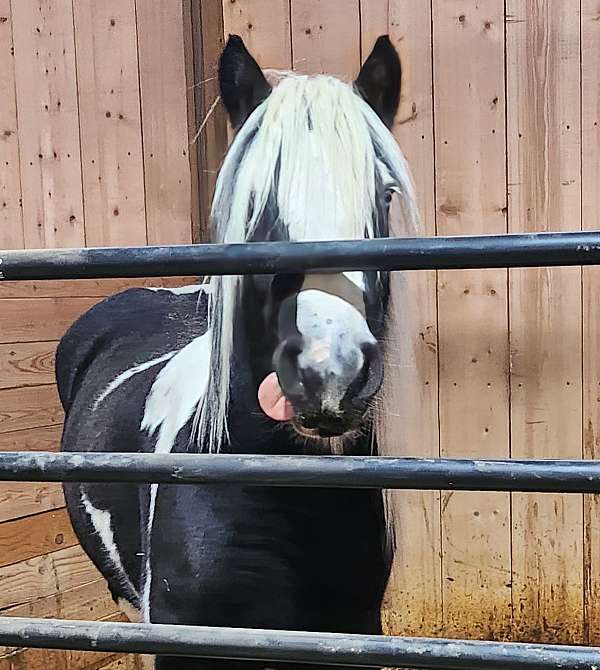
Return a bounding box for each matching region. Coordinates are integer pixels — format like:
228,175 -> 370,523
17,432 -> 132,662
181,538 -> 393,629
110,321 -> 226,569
1,231 -> 600,669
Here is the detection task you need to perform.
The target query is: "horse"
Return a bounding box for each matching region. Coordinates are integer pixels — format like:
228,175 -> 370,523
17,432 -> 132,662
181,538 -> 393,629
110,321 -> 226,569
57,33 -> 419,670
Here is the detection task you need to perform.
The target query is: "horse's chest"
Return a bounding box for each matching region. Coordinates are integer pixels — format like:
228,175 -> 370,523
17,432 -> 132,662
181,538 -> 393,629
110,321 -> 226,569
149,485 -> 386,594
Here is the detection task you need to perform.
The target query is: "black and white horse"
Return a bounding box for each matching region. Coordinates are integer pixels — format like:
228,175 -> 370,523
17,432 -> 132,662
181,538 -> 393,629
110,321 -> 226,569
58,35 -> 418,670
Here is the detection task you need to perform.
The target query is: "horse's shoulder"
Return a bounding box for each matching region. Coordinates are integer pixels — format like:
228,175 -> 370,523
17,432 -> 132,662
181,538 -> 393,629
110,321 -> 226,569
56,285 -> 208,412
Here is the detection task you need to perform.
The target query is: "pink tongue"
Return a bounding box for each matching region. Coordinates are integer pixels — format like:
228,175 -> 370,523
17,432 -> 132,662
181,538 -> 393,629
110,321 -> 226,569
258,372 -> 295,421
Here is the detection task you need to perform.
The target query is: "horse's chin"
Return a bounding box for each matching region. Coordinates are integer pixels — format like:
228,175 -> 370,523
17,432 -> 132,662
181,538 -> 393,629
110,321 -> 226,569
290,416 -> 364,443
288,420 -> 357,455
291,419 -> 340,439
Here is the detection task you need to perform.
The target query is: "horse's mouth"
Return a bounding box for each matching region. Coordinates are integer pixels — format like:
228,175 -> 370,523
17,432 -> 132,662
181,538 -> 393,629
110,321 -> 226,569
258,371 -> 363,439
290,419 -> 343,439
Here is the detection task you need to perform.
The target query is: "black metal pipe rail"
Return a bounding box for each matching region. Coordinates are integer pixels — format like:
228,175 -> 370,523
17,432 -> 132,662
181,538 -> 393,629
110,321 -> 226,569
3,233 -> 600,669
0,617 -> 598,670
2,452 -> 600,493
2,231 -> 600,280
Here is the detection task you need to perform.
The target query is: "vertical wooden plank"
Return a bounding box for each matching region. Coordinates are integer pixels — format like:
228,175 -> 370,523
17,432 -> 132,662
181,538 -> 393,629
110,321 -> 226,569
192,0 -> 228,241
183,0 -> 201,242
291,0 -> 360,78
0,0 -> 24,249
136,0 -> 193,245
12,0 -> 85,249
581,0 -> 598,647
73,0 -> 147,247
362,1 -> 442,638
360,1 -> 389,41
434,1 -> 511,640
200,0 -> 292,239
223,0 -> 292,69
507,1 -> 583,644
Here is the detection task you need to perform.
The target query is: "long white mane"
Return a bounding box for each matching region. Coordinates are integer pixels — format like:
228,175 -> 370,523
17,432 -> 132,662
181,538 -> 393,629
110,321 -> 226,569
194,72 -> 420,454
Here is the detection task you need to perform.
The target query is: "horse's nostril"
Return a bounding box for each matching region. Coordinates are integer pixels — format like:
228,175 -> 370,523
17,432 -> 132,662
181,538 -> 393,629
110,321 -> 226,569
347,342 -> 384,407
357,357 -> 371,390
274,336 -> 304,397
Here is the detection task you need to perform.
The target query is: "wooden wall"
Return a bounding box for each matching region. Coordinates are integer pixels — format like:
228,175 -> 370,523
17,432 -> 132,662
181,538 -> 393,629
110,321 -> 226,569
222,0 -> 599,646
2,0 -> 599,659
0,1 -> 202,667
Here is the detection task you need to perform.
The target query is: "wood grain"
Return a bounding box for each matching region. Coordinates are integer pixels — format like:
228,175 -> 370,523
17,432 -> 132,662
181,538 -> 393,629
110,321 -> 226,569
0,425 -> 62,452
434,0 -> 511,640
291,0 -> 360,78
194,0 -> 228,241
0,482 -> 64,523
0,546 -> 84,611
183,0 -> 200,242
136,0 -> 193,246
0,649 -> 131,670
0,342 -> 56,390
0,384 -> 62,435
0,578 -> 115,628
0,297 -> 98,343
73,0 -> 147,248
0,508 -> 77,569
60,580 -> 118,621
0,0 -> 24,250
507,0 -> 583,644
0,537 -> 100,616
0,277 -> 196,299
51,543 -> 102,593
100,656 -> 140,670
0,6 -> 197,668
11,0 -> 85,249
223,0 -> 292,69
359,0 -> 389,41
362,0 -> 442,638
581,0 -> 600,646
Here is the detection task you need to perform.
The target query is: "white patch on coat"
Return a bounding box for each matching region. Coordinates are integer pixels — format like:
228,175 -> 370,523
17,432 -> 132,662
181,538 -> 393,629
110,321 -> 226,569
296,289 -> 375,413
141,333 -> 212,455
93,352 -> 177,411
94,284 -> 211,413
140,330 -> 212,622
145,284 -> 207,295
81,491 -> 139,600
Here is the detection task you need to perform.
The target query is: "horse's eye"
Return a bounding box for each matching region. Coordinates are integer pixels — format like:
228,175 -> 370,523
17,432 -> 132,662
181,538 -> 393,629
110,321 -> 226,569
384,191 -> 393,205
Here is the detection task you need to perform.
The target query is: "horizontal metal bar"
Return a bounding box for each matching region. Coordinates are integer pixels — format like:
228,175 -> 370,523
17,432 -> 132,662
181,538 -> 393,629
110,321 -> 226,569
0,617 -> 597,669
1,452 -> 600,493
2,231 -> 600,280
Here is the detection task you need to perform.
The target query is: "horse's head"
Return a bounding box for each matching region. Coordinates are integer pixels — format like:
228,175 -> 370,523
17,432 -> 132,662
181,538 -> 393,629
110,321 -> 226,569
199,35 -> 417,450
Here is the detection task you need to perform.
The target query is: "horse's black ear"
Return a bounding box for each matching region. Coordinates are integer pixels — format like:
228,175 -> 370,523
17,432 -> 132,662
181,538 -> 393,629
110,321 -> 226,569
355,35 -> 401,128
219,35 -> 272,130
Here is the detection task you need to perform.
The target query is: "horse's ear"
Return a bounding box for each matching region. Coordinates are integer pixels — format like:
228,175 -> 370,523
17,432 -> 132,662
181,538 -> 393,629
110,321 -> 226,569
219,35 -> 272,130
355,35 -> 401,129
